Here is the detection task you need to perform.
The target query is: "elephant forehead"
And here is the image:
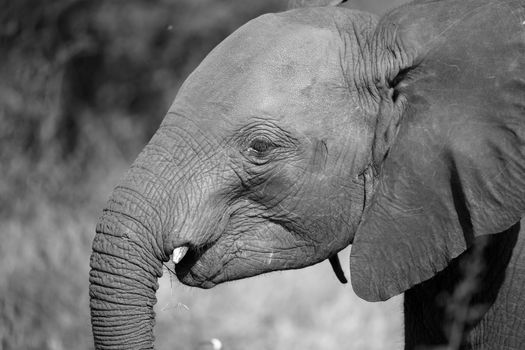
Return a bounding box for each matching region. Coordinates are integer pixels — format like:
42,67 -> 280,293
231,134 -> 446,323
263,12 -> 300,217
170,12 -> 348,122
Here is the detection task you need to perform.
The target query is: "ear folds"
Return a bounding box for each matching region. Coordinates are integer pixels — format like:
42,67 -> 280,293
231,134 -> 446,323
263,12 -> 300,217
287,0 -> 347,10
371,87 -> 403,168
351,0 -> 525,301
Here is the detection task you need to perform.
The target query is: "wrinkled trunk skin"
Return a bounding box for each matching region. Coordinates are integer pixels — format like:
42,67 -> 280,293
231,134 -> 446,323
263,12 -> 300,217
404,222 -> 525,349
89,125 -> 190,349
90,212 -> 164,350
89,176 -> 170,350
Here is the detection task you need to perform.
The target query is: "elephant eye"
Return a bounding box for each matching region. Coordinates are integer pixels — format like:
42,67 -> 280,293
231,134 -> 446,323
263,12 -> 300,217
247,136 -> 277,157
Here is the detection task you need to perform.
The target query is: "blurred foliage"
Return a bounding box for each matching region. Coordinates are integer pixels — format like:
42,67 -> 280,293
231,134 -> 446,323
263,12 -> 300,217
0,0 -> 407,349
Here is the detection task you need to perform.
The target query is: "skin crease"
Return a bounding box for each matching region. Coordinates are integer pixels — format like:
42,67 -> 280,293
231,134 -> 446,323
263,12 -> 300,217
89,0 -> 525,349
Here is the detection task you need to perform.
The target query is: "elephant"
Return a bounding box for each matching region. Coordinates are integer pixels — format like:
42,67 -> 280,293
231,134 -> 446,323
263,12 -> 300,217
89,0 -> 525,349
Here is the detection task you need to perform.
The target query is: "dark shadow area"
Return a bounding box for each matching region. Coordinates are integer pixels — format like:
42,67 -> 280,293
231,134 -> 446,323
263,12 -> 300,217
404,223 -> 520,349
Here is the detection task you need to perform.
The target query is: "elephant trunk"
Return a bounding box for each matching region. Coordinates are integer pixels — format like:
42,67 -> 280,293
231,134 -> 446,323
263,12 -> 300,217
89,206 -> 165,349
89,122 -> 215,349
89,135 -> 179,349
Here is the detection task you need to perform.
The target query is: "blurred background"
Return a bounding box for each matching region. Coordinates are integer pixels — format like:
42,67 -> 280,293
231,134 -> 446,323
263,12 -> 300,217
0,0 -> 409,349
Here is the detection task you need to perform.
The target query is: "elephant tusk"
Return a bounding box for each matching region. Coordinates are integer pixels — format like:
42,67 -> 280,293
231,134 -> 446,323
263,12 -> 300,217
172,246 -> 189,264
329,254 -> 348,284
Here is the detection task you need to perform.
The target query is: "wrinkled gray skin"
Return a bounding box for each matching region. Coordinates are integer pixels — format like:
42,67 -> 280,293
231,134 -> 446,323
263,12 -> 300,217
90,0 -> 525,349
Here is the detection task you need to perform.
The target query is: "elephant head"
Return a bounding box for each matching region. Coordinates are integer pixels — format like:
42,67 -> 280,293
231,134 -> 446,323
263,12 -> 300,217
89,0 -> 525,348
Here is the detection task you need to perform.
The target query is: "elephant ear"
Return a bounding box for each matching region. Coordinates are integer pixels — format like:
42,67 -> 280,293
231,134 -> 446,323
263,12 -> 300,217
351,0 -> 525,301
287,0 -> 347,9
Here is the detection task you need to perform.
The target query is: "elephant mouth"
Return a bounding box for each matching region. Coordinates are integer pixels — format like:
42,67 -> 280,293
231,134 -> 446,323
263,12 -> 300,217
171,240 -> 348,288
173,243 -> 219,288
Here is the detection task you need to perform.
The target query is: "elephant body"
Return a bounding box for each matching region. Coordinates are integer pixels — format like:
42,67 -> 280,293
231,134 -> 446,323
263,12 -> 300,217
89,0 -> 525,349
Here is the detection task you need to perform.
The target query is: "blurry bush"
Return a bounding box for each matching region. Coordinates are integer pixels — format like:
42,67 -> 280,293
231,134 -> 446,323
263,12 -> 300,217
0,0 -> 407,349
